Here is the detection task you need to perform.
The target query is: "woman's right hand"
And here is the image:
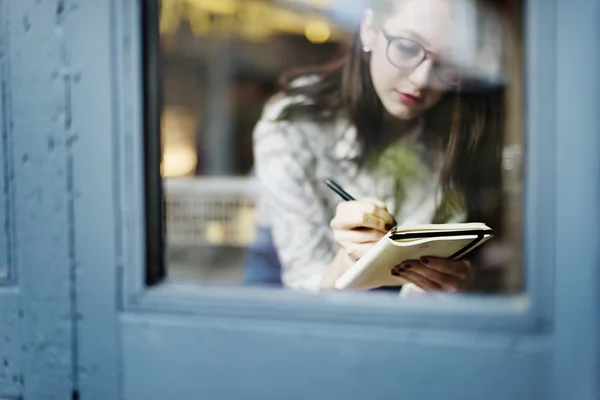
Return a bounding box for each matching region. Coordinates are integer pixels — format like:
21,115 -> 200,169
329,197 -> 395,261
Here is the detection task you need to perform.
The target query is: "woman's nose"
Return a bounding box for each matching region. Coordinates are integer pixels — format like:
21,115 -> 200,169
406,58 -> 436,89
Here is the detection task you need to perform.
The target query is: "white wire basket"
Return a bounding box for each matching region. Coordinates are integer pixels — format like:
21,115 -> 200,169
164,177 -> 259,247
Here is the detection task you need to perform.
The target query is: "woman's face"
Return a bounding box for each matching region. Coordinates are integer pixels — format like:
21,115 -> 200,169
361,0 -> 458,120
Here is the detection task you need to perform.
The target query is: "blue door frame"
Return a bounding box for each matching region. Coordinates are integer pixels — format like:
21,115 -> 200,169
0,0 -> 599,399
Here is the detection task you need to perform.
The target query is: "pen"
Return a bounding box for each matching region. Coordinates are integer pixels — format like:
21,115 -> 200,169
325,178 -> 397,229
324,179 -> 355,201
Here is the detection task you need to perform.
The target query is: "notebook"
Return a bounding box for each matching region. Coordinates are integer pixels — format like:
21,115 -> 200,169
334,222 -> 494,291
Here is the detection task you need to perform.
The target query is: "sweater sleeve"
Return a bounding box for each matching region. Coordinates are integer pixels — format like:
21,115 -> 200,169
252,97 -> 337,291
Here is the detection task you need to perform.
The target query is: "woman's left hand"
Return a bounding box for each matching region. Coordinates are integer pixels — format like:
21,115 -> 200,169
390,257 -> 471,292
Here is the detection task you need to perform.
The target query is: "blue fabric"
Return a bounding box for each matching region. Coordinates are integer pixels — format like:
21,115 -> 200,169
243,226 -> 283,286
243,226 -> 402,292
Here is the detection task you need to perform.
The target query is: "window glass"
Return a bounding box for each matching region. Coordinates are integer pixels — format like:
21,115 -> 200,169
156,0 -> 524,295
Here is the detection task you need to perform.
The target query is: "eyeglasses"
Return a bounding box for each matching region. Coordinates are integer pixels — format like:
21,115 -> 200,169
380,29 -> 462,88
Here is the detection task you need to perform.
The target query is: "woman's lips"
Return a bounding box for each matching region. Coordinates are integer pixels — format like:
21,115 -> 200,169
394,90 -> 424,106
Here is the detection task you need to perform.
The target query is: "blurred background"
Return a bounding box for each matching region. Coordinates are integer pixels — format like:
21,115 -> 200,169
161,0 -> 355,284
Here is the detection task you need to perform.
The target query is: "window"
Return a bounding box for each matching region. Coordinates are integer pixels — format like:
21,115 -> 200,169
147,0 -> 525,295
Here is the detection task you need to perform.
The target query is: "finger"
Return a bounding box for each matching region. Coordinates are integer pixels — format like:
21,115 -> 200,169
354,201 -> 395,225
330,212 -> 389,232
392,268 -> 441,291
417,257 -> 470,280
333,228 -> 385,244
361,197 -> 388,210
359,200 -> 396,228
331,202 -> 394,232
335,201 -> 395,224
361,198 -> 397,226
398,261 -> 462,291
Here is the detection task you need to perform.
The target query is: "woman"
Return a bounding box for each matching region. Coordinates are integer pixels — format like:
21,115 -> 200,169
252,0 -> 506,294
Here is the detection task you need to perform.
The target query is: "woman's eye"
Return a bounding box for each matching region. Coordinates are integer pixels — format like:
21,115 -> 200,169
394,40 -> 421,57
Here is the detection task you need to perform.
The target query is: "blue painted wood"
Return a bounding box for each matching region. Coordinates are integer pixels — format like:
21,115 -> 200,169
140,283 -> 537,333
2,0 -> 596,397
524,0 -> 557,329
554,0 -> 600,398
0,0 -> 76,398
0,2 -> 21,398
65,0 -> 599,400
121,314 -> 552,400
0,0 -> 14,285
0,290 -> 22,398
68,0 -> 121,397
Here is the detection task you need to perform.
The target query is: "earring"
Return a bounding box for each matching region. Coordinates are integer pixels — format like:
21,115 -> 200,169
363,46 -> 371,53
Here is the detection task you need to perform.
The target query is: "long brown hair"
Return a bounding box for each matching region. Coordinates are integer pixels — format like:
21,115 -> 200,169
277,0 -> 506,229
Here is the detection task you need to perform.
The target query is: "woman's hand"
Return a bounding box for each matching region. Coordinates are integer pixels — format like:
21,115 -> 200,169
321,197 -> 394,290
391,257 -> 471,292
329,197 -> 395,261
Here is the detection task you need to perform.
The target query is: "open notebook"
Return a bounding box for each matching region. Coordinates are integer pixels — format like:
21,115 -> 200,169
334,223 -> 494,291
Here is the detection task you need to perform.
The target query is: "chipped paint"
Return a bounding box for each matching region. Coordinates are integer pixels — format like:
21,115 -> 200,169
0,0 -> 77,398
